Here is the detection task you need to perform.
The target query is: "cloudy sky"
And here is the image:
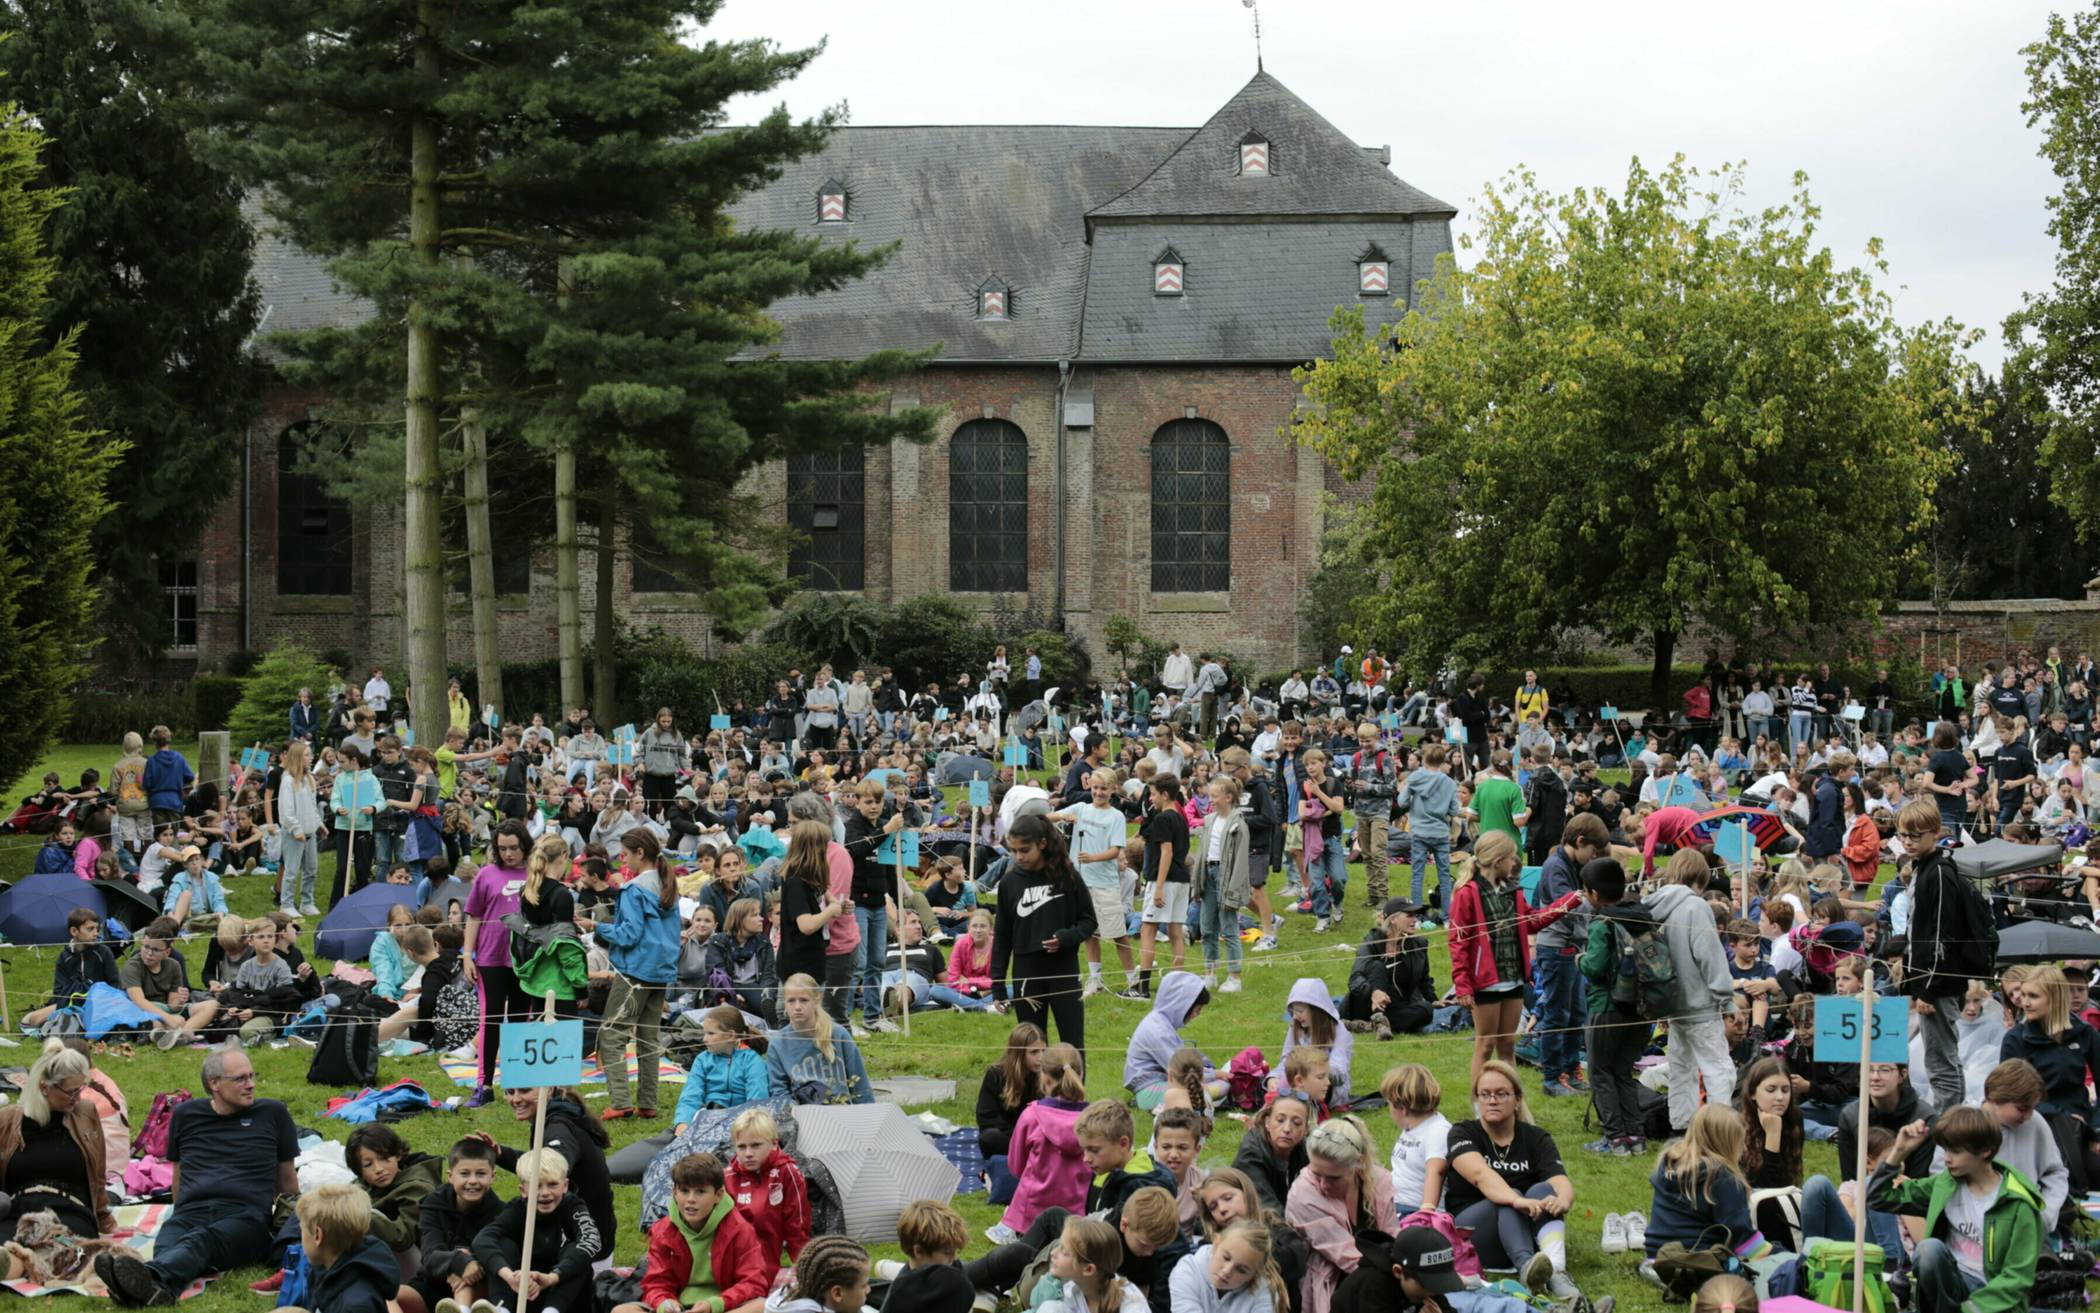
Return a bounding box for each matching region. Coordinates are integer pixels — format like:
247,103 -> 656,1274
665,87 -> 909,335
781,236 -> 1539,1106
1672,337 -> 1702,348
701,0 -> 2065,371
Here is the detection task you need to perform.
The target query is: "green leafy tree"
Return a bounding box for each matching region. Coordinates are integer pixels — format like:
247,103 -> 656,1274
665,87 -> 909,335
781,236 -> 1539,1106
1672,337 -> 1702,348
0,107 -> 120,788
1290,157 -> 1975,704
226,644 -> 335,750
2011,7 -> 2100,554
0,0 -> 261,658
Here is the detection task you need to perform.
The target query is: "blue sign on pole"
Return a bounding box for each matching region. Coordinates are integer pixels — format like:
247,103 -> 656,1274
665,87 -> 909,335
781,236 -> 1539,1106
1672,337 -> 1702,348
1599,705 -> 1620,722
498,1019 -> 585,1087
239,747 -> 271,772
1813,994 -> 1907,1065
875,830 -> 922,867
967,779 -> 992,809
1715,820 -> 1753,867
1004,741 -> 1029,767
1444,723 -> 1467,745
709,714 -> 732,731
399,727 -> 415,748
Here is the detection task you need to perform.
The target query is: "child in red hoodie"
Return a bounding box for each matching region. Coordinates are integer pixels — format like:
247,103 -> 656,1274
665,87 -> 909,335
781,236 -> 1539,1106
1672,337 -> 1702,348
616,1152 -> 768,1313
722,1107 -> 810,1272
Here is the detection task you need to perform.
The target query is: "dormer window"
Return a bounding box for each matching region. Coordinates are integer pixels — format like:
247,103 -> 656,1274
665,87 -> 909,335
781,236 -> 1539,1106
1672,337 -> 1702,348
1357,243 -> 1390,296
1153,247 -> 1184,297
977,277 -> 1009,320
1238,131 -> 1270,176
817,178 -> 847,223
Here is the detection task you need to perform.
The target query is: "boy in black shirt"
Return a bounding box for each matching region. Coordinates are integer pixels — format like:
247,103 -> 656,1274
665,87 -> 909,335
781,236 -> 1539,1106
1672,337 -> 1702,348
411,1137 -> 505,1313
469,1149 -> 598,1313
877,1200 -> 974,1313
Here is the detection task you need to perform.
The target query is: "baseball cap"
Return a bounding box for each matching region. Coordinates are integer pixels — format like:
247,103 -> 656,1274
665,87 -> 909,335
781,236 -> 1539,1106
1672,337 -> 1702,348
1381,897 -> 1427,918
1388,1228 -> 1464,1294
176,845 -> 202,862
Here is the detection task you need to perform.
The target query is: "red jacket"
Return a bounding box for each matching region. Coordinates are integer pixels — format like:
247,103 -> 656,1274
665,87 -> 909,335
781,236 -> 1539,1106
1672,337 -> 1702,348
1841,814 -> 1881,888
640,1202 -> 770,1313
1447,878 -> 1580,999
723,1147 -> 811,1266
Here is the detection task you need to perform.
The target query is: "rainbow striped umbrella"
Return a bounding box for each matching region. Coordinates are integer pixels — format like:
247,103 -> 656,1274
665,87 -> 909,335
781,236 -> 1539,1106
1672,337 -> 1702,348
1682,804 -> 1788,850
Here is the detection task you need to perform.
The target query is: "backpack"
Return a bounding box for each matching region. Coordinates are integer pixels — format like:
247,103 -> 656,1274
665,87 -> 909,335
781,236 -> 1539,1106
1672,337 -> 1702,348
1924,853 -> 1996,984
1606,907 -> 1677,1020
431,977 -> 478,1053
1224,1046 -> 1270,1112
136,1089 -> 192,1159
1799,1238 -> 1897,1313
307,1013 -> 380,1087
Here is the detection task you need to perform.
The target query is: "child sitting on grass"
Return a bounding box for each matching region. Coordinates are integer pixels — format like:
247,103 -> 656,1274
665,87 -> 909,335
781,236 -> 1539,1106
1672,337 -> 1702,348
723,1107 -> 810,1272
614,1152 -> 768,1313
671,1006 -> 769,1132
1860,1107 -> 2042,1313
470,1148 -> 601,1313
284,1183 -> 399,1313
876,1200 -> 975,1313
1148,1107 -> 1209,1232
399,1137 -> 503,1313
772,1235 -> 870,1313
344,1122 -> 444,1259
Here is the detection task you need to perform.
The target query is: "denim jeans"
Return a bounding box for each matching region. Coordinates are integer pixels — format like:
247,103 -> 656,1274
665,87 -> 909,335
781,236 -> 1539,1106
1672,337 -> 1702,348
985,1153 -> 1019,1205
373,828 -> 403,872
1747,715 -> 1771,745
1306,840 -> 1348,917
148,1198 -> 272,1292
1198,878 -> 1244,976
1910,1238 -> 1983,1313
1789,712 -> 1813,749
854,904 -> 889,1021
880,968 -> 996,1012
1533,948 -> 1583,1084
1452,1180 -> 1558,1269
1410,834 -> 1451,907
1801,1173 -> 1905,1269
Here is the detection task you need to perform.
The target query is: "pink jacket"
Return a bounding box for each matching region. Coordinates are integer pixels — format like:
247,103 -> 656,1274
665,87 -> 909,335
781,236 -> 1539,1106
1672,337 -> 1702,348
948,933 -> 994,995
74,837 -> 102,881
1286,1163 -> 1396,1313
999,1096 -> 1090,1232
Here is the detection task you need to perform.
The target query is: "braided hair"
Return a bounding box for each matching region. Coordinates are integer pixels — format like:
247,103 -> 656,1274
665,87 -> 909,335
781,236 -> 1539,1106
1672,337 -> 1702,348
790,1234 -> 870,1304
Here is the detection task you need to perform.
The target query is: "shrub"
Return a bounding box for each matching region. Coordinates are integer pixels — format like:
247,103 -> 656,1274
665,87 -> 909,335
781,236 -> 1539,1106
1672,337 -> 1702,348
192,675 -> 243,731
878,595 -> 994,689
1014,629 -> 1088,688
225,645 -> 335,749
223,649 -> 262,678
61,689 -> 195,744
765,594 -> 883,672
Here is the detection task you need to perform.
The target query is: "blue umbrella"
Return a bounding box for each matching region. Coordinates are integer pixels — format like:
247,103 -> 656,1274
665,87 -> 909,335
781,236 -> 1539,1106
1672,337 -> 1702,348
314,882 -> 418,962
0,873 -> 103,948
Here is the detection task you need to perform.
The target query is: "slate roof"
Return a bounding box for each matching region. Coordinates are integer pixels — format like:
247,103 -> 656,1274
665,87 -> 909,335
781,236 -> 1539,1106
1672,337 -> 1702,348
1087,71 -> 1456,221
242,72 -> 1454,368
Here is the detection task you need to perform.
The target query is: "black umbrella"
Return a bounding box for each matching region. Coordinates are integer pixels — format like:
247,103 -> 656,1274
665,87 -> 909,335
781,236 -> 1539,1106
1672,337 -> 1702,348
1995,919 -> 2100,964
92,879 -> 162,932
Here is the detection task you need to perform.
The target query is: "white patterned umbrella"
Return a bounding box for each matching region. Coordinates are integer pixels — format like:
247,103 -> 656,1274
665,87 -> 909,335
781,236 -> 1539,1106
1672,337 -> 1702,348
790,1102 -> 960,1243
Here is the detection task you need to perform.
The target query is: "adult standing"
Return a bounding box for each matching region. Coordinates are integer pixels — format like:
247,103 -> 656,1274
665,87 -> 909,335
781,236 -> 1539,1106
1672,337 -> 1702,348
142,725 -> 193,829
1159,643 -> 1191,703
445,677 -> 472,736
276,741 -> 323,917
1923,723 -> 1973,835
1801,765 -> 1843,862
363,666 -> 392,728
288,688 -> 318,744
637,707 -> 685,819
464,820 -> 533,1108
788,792 -> 861,1027
989,813 -> 1096,1051
0,1039 -> 114,1273
1451,675 -> 1492,773
97,1047 -> 297,1308
1195,654 -> 1227,741
1811,663 -> 1845,743
802,666 -> 841,751
1221,747 -> 1282,952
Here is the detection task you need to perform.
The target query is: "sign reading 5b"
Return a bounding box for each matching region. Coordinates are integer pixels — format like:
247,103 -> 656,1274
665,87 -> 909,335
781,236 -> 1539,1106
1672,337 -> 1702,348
1813,994 -> 1907,1065
498,1019 -> 584,1087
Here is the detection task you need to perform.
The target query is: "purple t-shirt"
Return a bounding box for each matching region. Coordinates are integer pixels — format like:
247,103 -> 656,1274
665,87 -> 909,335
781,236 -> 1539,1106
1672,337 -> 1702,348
466,862 -> 528,967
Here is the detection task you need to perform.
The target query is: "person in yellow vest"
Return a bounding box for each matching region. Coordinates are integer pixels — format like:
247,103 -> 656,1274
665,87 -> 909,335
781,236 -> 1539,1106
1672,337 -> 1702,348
447,677 -> 473,736
1514,671 -> 1550,726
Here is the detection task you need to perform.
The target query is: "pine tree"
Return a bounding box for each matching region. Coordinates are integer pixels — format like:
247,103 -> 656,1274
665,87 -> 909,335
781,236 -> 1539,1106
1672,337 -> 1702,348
0,0 -> 260,659
0,106 -> 120,788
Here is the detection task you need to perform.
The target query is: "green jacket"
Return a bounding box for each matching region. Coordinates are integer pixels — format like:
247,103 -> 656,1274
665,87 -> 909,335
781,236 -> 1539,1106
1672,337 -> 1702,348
365,1152 -> 445,1250
1866,1159 -> 2040,1313
1577,915 -> 1616,1018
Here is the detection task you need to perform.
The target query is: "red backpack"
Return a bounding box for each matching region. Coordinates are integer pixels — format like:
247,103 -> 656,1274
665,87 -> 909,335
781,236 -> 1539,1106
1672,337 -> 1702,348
1224,1046 -> 1270,1112
135,1089 -> 191,1159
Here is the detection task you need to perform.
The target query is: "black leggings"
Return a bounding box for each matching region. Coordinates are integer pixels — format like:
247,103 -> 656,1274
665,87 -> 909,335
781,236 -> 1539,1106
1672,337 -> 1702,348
331,830 -> 373,904
822,951 -> 856,1026
965,1207 -> 1071,1292
1007,957 -> 1083,1052
1342,983 -> 1432,1035
476,964 -> 531,1089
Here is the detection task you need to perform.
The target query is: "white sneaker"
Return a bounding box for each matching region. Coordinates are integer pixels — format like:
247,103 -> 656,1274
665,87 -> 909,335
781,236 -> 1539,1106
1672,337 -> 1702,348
1082,978 -> 1106,999
154,1026 -> 183,1052
1200,971 -> 1217,989
984,1222 -> 1019,1245
1624,1212 -> 1647,1253
299,902 -> 322,917
1253,936 -> 1277,951
1269,913 -> 1285,931
1313,917 -> 1330,933
1600,1212 -> 1627,1255
1219,976 -> 1243,993
1547,1272 -> 1579,1302
868,1016 -> 901,1034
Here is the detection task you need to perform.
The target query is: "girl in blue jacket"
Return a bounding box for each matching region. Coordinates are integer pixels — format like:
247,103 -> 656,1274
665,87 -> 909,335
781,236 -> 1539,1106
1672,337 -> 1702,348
597,829 -> 682,1119
671,1005 -> 770,1132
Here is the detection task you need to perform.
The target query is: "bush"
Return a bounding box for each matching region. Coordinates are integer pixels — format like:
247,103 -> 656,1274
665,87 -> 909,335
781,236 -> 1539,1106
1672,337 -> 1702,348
765,594 -> 884,672
62,689 -> 195,743
1014,629 -> 1088,689
878,595 -> 994,689
225,645 -> 335,749
192,675 -> 242,731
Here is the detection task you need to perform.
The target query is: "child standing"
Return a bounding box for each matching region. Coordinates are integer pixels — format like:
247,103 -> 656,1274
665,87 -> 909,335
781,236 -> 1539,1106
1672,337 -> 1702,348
1382,1064 -> 1451,1217
615,1152 -> 769,1313
1578,857 -> 1653,1156
671,1006 -> 770,1130
1053,768 -> 1138,999
1135,777 -> 1193,995
597,829 -> 682,1120
1192,777 -> 1251,993
724,1107 -> 811,1272
1726,917 -> 1781,1034
994,1042 -> 1091,1243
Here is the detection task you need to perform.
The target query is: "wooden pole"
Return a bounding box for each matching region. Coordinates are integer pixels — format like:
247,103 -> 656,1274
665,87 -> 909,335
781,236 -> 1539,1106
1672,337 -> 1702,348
513,991 -> 557,1313
1853,983 -> 1873,1313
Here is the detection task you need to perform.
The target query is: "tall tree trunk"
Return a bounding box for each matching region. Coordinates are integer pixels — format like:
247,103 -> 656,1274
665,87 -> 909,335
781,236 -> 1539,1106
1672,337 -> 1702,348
1650,627 -> 1677,711
461,404 -> 503,718
556,440 -> 583,711
593,470 -> 617,723
402,2 -> 447,738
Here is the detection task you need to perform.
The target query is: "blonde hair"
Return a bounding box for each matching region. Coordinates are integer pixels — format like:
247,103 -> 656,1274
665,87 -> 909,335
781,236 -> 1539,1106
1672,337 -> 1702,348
1216,1220 -> 1292,1312
1304,1115 -> 1377,1206
1381,1062 -> 1441,1115
515,1148 -> 568,1184
730,1106 -> 779,1145
896,1199 -> 968,1257
1474,1059 -> 1533,1124
1693,1273 -> 1759,1313
294,1183 -> 372,1262
2027,964 -> 2075,1038
20,1039 -> 90,1125
525,834 -> 570,907
781,973 -> 834,1063
1076,1098 -> 1135,1145
1660,1104 -> 1748,1205
1469,830 -> 1517,886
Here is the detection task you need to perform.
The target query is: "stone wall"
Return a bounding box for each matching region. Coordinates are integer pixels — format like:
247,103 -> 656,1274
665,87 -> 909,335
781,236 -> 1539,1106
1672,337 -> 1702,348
1875,590 -> 2100,666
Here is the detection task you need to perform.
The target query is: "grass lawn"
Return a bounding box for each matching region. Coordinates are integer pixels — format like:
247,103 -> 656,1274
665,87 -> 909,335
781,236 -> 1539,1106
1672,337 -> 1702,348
0,741 -> 1852,1313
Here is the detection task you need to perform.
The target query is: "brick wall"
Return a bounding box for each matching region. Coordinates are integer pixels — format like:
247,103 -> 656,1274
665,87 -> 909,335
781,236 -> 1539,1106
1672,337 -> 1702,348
1876,597 -> 2100,666
198,367 -> 1351,677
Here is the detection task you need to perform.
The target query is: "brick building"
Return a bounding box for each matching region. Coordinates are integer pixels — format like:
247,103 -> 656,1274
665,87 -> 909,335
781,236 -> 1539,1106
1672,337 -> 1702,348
187,71 -> 1455,675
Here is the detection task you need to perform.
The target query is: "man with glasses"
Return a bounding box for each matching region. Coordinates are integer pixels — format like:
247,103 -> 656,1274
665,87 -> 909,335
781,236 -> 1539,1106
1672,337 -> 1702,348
98,1047 -> 298,1307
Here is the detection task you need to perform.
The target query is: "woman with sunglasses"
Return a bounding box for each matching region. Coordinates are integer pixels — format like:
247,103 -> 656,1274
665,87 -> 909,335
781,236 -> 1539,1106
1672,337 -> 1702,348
0,1039 -> 114,1270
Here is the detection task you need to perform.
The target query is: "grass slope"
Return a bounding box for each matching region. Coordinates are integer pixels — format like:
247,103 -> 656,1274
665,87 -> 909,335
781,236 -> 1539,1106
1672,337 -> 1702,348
0,742 -> 1853,1313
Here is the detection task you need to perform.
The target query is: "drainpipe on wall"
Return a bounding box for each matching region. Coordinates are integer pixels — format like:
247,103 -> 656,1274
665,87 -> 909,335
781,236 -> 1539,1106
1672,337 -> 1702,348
1054,358 -> 1070,626
241,421 -> 253,655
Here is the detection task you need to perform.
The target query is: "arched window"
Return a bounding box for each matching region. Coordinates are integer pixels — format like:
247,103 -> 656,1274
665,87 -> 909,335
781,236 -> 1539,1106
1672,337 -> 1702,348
788,448 -> 865,591
949,419 -> 1028,592
1149,419 -> 1229,592
276,424 -> 353,595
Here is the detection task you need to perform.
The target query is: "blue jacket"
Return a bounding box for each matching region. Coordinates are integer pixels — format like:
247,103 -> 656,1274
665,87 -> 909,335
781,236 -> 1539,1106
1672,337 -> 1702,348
142,749 -> 193,812
597,870 -> 680,984
1804,773 -> 1843,858
32,841 -> 73,875
671,1045 -> 769,1126
289,700 -> 318,741
763,1023 -> 872,1104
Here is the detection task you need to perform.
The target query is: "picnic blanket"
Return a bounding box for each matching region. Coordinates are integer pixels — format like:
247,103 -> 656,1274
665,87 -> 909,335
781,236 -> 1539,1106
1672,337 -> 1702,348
436,1051 -> 688,1088
2,1203 -> 214,1299
932,1128 -> 986,1195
